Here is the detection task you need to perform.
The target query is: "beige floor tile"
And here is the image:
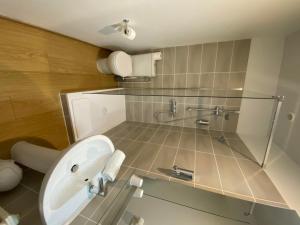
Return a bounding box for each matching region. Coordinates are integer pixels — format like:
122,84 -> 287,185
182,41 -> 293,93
70,215 -> 89,225
211,139 -> 233,156
179,132 -> 196,150
158,124 -> 173,130
0,185 -> 28,207
223,132 -> 239,139
196,135 -> 213,153
5,189 -> 38,218
131,143 -> 161,171
196,128 -> 210,135
150,146 -> 177,175
19,206 -> 43,225
117,140 -> 143,166
209,130 -> 224,138
169,126 -> 183,132
174,149 -> 195,171
126,127 -> 145,140
21,168 -> 44,192
237,158 -> 286,203
195,152 -> 221,189
136,128 -> 156,142
182,127 -> 196,133
228,139 -> 256,161
216,156 -> 252,197
163,131 -> 181,147
149,128 -> 169,144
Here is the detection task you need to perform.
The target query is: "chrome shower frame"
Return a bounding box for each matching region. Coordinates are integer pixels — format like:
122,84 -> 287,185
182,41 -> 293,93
261,95 -> 284,168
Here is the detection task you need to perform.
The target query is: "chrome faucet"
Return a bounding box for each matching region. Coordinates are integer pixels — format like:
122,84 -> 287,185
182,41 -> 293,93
170,99 -> 177,117
89,177 -> 108,196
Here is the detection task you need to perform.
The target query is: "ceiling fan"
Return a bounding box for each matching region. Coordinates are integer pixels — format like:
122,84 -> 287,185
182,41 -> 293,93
99,19 -> 136,40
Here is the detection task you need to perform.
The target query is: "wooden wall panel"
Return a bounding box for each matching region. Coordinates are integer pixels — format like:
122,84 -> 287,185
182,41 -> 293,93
0,17 -> 117,158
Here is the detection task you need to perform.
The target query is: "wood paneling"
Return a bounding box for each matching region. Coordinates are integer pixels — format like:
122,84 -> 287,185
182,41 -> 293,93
0,17 -> 117,158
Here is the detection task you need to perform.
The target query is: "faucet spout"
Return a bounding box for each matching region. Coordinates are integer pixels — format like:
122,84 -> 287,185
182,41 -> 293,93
89,177 -> 108,197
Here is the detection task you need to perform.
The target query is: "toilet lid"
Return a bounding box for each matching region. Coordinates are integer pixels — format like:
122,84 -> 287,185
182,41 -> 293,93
108,51 -> 132,77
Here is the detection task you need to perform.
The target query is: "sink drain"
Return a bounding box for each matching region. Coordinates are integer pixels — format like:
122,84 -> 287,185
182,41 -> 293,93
71,164 -> 79,173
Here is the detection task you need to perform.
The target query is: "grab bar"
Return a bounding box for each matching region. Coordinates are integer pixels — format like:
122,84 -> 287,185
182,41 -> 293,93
186,106 -> 240,114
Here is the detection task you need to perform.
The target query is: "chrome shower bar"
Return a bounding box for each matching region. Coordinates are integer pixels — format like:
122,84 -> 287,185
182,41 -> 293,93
186,106 -> 240,115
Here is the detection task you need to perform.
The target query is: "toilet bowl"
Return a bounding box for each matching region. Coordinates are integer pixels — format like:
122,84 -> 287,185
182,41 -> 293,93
11,135 -> 122,225
97,51 -> 132,78
0,160 -> 22,192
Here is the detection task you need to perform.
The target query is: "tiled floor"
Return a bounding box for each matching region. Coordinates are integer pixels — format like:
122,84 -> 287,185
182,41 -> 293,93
105,121 -> 288,208
0,121 -> 288,224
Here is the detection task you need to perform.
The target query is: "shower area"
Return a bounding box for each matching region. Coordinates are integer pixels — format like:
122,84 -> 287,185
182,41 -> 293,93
61,40 -> 285,205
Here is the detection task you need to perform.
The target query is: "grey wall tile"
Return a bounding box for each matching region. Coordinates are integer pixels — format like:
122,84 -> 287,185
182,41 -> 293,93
231,39 -> 251,72
199,74 -> 213,88
163,75 -> 174,88
201,43 -> 218,72
228,72 -> 245,89
175,46 -> 188,74
152,75 -> 163,88
186,74 -> 200,88
143,102 -> 153,123
215,41 -> 234,72
174,74 -> 186,88
163,47 -> 175,74
188,44 -> 202,73
213,73 -> 229,90
123,39 -> 250,132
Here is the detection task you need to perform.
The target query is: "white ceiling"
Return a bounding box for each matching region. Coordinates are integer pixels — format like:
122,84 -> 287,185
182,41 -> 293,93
1,0 -> 300,52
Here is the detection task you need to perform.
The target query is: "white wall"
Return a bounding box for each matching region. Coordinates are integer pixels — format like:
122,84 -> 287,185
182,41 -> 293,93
265,30 -> 300,215
237,37 -> 285,164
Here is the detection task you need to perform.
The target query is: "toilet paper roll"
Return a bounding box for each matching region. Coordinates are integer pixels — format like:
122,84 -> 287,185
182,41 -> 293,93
103,150 -> 126,182
130,174 -> 143,187
133,188 -> 144,198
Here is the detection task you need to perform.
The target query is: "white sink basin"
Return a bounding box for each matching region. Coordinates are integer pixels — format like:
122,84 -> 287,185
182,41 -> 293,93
39,135 -> 115,225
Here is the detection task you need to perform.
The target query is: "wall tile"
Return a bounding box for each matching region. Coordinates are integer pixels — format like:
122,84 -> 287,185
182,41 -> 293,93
163,47 -> 175,74
163,75 -> 175,88
186,74 -> 200,88
174,74 -> 186,88
215,41 -> 233,72
199,73 -> 213,88
153,75 -> 163,88
175,46 -> 188,74
188,44 -> 202,73
123,39 -> 250,132
201,43 -> 218,72
143,102 -> 153,123
228,72 -> 246,89
213,73 -> 229,90
231,39 -> 251,72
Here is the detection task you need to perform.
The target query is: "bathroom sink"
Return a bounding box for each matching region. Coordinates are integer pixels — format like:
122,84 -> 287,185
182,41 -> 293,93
39,135 -> 115,225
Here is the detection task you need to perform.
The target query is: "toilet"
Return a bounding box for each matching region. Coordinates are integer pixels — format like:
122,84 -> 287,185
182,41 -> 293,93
0,160 -> 22,192
96,50 -> 162,78
97,51 -> 132,78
